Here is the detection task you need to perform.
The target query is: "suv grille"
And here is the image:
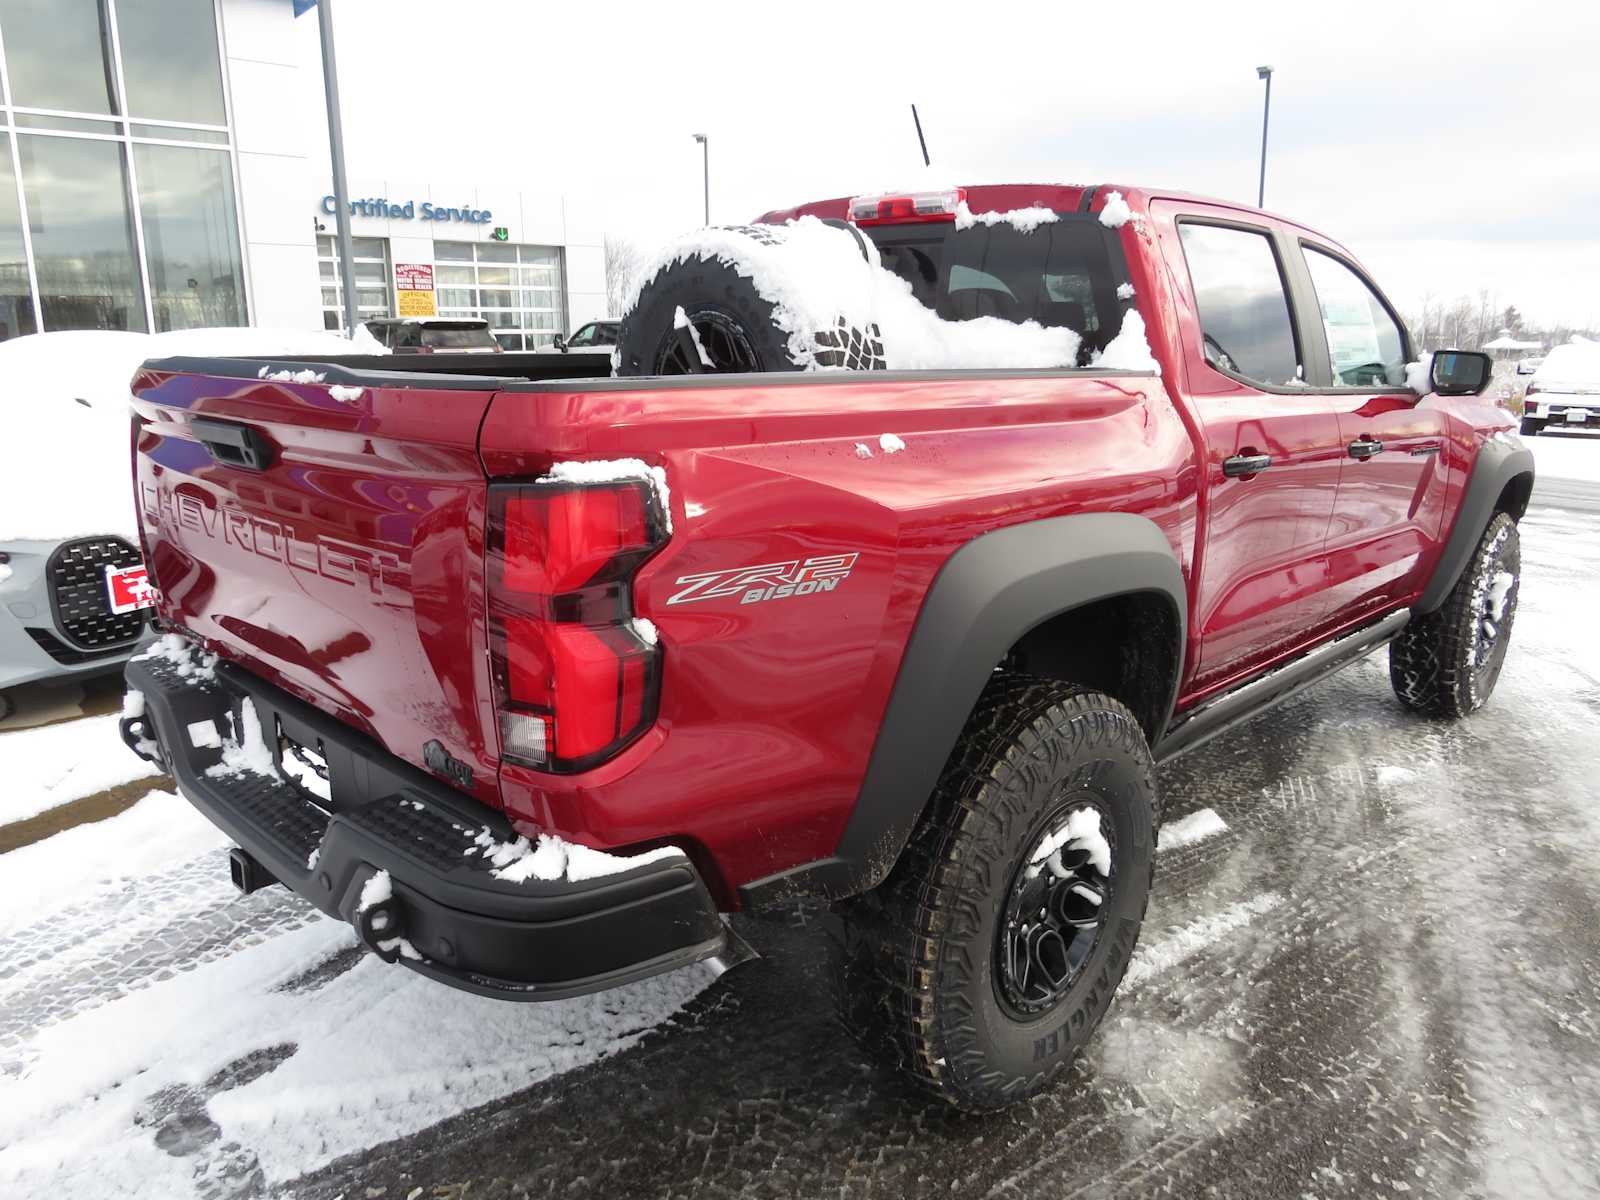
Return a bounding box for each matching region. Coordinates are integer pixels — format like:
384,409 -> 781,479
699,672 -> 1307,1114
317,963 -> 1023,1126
47,536 -> 147,652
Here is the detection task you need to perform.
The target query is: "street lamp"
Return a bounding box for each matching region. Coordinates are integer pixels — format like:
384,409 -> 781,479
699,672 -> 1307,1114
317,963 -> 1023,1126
692,133 -> 709,225
1256,66 -> 1273,209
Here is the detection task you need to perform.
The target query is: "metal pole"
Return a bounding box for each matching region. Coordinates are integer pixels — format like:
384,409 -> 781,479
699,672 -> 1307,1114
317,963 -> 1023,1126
318,0 -> 359,337
693,134 -> 709,225
911,104 -> 930,167
1256,66 -> 1273,209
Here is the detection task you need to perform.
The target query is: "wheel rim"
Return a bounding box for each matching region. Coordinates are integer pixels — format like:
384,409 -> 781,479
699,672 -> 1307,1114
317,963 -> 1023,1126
653,308 -> 761,375
1472,562 -> 1518,673
995,801 -> 1116,1017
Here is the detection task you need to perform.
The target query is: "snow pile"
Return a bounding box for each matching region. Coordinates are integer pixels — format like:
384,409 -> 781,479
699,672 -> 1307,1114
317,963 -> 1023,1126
327,384 -> 364,403
953,201 -> 1059,233
1159,807 -> 1229,851
1117,282 -> 1137,300
853,442 -> 873,459
133,631 -> 217,682
1404,354 -> 1434,395
626,216 -> 1082,372
204,698 -> 279,782
538,458 -> 673,534
1097,190 -> 1134,228
467,826 -> 687,885
629,616 -> 659,646
1092,309 -> 1161,373
879,432 -> 906,454
0,713 -> 161,826
1530,340 -> 1600,390
256,366 -> 325,384
1488,570 -> 1517,622
1030,807 -> 1112,877
0,326 -> 385,543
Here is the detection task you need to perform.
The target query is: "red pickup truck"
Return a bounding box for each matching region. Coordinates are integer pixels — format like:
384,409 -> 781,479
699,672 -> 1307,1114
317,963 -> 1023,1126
120,183 -> 1532,1111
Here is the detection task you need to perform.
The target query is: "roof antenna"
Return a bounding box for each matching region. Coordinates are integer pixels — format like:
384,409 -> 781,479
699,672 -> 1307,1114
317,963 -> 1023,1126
911,103 -> 931,167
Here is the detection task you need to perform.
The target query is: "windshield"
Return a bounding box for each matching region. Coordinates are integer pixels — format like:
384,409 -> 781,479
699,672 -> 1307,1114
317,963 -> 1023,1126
865,215 -> 1126,362
421,324 -> 497,350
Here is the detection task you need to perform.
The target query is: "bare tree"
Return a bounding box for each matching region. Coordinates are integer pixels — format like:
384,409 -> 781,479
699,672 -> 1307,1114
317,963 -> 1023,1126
605,237 -> 645,319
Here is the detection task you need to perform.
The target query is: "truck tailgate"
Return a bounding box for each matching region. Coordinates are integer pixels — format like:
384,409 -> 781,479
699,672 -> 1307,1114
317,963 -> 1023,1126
130,358 -> 504,807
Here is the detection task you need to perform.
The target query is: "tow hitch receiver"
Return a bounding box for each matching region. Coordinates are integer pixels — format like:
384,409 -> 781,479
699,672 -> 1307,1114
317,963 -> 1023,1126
356,886 -> 410,964
228,847 -> 278,894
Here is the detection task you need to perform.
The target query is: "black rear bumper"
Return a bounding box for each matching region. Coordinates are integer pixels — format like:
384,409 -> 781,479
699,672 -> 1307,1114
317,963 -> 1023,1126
122,647 -> 728,1001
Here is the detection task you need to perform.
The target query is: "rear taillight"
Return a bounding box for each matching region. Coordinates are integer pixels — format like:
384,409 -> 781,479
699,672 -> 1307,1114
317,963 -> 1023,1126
487,479 -> 667,772
1524,382 -> 1541,395
848,187 -> 966,226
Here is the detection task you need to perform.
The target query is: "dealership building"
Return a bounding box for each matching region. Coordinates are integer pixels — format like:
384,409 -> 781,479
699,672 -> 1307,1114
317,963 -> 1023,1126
0,0 -> 605,349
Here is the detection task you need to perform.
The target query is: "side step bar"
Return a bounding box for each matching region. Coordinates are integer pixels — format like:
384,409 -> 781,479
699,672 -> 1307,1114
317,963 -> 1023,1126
1156,609 -> 1410,763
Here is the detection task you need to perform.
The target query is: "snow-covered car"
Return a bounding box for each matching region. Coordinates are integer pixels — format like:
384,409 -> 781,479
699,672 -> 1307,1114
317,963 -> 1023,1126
538,320 -> 620,353
1521,341 -> 1600,435
0,327 -> 382,713
1515,356 -> 1545,376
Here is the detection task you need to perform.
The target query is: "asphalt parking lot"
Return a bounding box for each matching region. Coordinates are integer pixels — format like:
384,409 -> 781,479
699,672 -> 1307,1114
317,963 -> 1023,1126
4,434 -> 1598,1200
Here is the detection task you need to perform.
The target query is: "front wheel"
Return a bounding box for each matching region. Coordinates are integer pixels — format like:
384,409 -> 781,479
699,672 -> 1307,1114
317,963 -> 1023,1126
1390,511 -> 1521,717
833,678 -> 1156,1110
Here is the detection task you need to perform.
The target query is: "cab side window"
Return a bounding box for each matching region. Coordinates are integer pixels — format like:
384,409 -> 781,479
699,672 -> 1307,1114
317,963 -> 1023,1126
1302,247 -> 1407,388
568,323 -> 597,347
1178,222 -> 1303,387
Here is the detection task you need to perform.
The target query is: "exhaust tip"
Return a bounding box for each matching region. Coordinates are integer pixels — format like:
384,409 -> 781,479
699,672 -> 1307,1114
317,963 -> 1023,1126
228,847 -> 278,895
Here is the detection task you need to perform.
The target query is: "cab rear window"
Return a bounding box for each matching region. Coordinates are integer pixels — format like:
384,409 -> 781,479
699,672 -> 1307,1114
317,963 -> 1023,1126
866,215 -> 1127,361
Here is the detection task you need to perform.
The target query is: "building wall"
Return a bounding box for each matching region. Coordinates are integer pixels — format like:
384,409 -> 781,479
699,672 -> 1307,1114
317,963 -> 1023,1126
219,0 -> 322,330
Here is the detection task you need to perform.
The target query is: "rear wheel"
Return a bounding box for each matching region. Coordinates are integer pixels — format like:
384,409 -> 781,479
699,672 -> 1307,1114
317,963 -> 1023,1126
833,677 -> 1155,1110
1390,511 -> 1521,717
1519,416 -> 1544,436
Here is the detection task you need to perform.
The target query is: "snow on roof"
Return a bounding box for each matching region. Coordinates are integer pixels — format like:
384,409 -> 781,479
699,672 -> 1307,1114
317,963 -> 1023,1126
1482,336 -> 1543,351
0,326 -> 384,544
1532,340 -> 1600,387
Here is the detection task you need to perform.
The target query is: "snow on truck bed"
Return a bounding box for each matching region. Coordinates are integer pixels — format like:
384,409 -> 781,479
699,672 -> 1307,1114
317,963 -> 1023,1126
625,214 -> 1159,374
0,327 -> 383,544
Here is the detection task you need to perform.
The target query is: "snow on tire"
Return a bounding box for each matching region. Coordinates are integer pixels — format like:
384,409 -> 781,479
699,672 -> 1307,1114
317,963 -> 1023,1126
1390,511 -> 1521,718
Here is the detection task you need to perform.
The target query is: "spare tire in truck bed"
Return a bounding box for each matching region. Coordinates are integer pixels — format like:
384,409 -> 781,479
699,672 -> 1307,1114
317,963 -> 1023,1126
613,223 -> 886,376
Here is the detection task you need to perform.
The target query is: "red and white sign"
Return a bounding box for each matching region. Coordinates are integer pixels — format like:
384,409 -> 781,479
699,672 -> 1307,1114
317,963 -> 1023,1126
394,263 -> 434,291
105,563 -> 155,614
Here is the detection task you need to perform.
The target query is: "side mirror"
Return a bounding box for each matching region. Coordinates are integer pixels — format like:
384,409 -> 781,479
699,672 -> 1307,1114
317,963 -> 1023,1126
1430,350 -> 1492,396
551,334 -> 567,352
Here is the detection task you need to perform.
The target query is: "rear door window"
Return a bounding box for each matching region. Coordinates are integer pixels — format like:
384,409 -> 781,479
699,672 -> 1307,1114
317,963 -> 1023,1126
421,323 -> 497,350
1177,222 -> 1303,387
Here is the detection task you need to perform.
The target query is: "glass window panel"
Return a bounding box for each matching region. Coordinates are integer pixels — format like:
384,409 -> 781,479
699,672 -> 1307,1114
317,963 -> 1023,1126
523,288 -> 558,309
353,261 -> 385,283
350,237 -> 386,258
476,242 -> 515,263
317,235 -> 333,256
529,311 -> 558,331
438,287 -> 476,308
15,114 -> 122,134
355,287 -> 388,308
115,0 -> 225,124
519,246 -> 559,266
478,289 -> 514,308
323,310 -> 339,331
494,332 -> 523,351
19,134 -> 145,331
1303,247 -> 1407,388
318,260 -> 335,280
0,0 -> 117,114
1177,222 -> 1300,387
134,143 -> 243,331
519,265 -> 555,284
321,287 -> 338,306
0,141 -> 36,339
435,241 -> 472,261
478,266 -> 512,286
483,310 -> 516,328
433,265 -> 471,285
131,124 -> 228,145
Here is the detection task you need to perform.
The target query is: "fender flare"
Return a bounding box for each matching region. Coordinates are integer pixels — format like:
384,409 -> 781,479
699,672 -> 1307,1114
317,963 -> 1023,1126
1417,435 -> 1535,614
739,513 -> 1186,905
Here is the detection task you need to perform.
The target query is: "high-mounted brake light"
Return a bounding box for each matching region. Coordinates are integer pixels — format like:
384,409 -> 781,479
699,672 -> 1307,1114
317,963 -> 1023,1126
487,478 -> 666,773
848,187 -> 966,226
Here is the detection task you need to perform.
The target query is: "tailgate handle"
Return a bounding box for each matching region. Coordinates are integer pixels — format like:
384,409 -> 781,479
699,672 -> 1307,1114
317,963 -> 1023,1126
190,417 -> 275,470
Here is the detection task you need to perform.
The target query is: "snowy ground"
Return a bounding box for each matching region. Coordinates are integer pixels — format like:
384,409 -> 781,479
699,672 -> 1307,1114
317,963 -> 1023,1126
2,436 -> 1599,1199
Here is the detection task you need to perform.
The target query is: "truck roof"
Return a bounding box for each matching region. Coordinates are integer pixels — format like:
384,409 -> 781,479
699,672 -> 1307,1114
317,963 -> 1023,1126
757,182 -> 1354,260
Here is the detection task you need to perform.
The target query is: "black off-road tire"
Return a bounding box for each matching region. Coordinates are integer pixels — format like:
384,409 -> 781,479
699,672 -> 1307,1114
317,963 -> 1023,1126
613,228 -> 885,376
832,677 -> 1156,1111
1519,417 -> 1544,437
1390,511 -> 1521,718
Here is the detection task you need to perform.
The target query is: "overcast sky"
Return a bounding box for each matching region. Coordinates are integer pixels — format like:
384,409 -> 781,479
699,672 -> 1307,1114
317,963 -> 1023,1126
305,0 -> 1599,329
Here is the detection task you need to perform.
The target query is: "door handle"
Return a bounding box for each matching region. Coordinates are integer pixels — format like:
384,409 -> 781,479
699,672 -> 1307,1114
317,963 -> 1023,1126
1348,438 -> 1384,460
1222,453 -> 1272,478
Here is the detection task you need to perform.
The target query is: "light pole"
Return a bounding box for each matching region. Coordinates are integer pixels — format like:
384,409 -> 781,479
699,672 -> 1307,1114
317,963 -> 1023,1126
692,133 -> 709,225
1256,65 -> 1273,209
